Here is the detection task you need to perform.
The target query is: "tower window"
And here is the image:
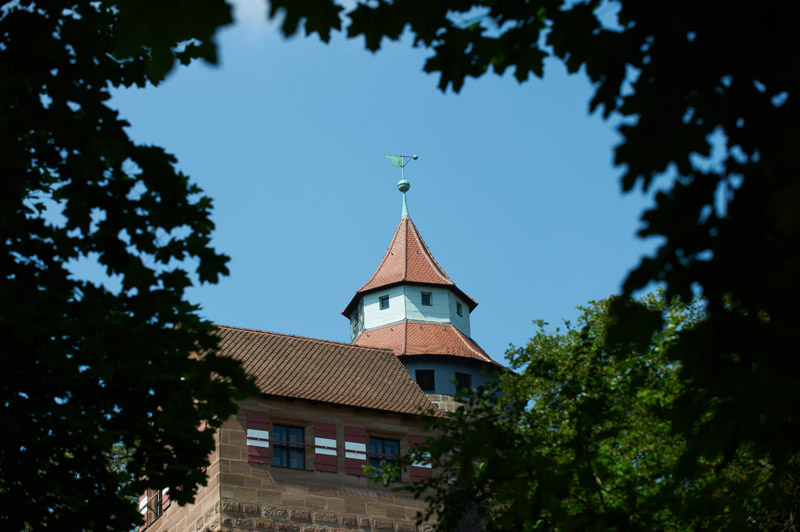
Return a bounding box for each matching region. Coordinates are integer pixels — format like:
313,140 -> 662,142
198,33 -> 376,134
421,292 -> 432,306
379,295 -> 389,310
273,425 -> 305,469
455,372 -> 472,390
456,302 -> 463,317
415,369 -> 435,392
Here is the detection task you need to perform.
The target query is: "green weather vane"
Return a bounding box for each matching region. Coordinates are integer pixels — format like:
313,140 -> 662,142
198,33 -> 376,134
384,153 -> 418,218
384,153 -> 418,180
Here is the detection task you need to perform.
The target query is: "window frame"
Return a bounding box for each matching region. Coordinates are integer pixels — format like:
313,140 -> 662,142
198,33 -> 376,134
421,291 -> 432,306
272,424 -> 306,470
153,490 -> 163,519
368,436 -> 400,480
379,295 -> 390,310
456,301 -> 463,317
415,369 -> 435,392
139,489 -> 166,530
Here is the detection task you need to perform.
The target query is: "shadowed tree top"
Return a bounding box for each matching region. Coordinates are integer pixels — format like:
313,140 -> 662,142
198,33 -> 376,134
0,1 -> 257,530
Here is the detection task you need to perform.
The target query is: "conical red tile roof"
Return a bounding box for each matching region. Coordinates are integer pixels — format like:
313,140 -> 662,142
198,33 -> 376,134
353,321 -> 501,367
343,217 -> 477,316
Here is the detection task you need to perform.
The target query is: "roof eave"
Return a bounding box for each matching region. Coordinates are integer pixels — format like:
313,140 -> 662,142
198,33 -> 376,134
258,392 -> 441,418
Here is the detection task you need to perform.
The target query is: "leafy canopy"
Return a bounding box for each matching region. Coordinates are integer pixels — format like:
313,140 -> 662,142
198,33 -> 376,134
272,0 -> 800,492
390,295 -> 797,531
4,0 -> 798,529
0,1 -> 256,530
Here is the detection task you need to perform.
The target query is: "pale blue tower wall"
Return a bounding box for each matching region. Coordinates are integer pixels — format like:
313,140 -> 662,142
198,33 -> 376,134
350,286 -> 472,342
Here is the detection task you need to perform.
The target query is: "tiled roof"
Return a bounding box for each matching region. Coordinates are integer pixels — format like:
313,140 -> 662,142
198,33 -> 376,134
343,217 -> 477,316
214,325 -> 438,415
353,321 -> 502,367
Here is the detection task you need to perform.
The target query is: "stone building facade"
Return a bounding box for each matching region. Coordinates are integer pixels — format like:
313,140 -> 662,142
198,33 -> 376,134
139,179 -> 500,532
143,329 -> 440,532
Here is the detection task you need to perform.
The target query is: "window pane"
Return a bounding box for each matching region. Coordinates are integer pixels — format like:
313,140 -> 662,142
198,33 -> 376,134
368,437 -> 399,480
369,438 -> 382,455
415,369 -> 435,392
455,372 -> 472,390
273,449 -> 286,468
273,424 -> 305,470
154,491 -> 163,517
289,449 -> 304,469
384,439 -> 399,457
421,292 -> 431,306
287,426 -> 303,443
379,296 -> 389,310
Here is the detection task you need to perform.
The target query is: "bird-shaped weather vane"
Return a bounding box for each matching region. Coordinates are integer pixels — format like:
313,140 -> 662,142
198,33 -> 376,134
384,153 -> 418,218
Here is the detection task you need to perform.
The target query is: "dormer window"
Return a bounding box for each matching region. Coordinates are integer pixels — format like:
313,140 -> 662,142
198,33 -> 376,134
379,295 -> 389,310
421,292 -> 432,306
456,302 -> 463,317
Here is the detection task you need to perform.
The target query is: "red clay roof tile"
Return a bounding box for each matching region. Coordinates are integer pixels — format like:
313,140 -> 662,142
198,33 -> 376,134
359,217 -> 453,290
213,325 -> 438,415
352,321 -> 501,367
343,217 -> 478,316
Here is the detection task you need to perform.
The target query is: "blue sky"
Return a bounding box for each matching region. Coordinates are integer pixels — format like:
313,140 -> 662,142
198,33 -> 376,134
109,2 -> 657,364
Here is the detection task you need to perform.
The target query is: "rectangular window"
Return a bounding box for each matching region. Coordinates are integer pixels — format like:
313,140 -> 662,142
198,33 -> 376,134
139,489 -> 168,530
379,295 -> 389,310
273,425 -> 305,469
369,437 -> 399,480
153,491 -> 163,518
456,302 -> 463,317
415,369 -> 435,392
455,372 -> 472,390
421,292 -> 432,306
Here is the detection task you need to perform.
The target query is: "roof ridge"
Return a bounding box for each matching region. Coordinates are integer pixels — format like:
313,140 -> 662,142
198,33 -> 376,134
450,324 -> 495,364
403,217 -> 409,280
407,218 -> 452,284
214,324 -> 394,353
360,217 -> 404,290
403,318 -> 408,355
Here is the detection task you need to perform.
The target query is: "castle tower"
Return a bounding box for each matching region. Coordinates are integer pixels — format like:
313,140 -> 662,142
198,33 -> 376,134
343,165 -> 501,411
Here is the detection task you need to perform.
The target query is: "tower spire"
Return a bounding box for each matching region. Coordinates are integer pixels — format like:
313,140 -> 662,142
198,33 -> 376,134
384,153 -> 418,219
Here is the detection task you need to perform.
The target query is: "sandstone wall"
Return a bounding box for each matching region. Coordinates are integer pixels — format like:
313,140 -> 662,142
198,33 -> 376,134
148,440 -> 221,532
217,397 -> 434,532
146,397 -> 435,532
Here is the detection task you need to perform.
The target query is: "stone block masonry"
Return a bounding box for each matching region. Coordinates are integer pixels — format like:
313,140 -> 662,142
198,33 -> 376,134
146,397 -> 436,532
218,494 -> 429,532
215,398 -> 434,532
425,394 -> 460,413
147,441 -> 221,532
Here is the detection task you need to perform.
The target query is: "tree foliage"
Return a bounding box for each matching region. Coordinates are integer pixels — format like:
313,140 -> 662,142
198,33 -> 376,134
392,295 -> 798,531
4,0 -> 797,529
271,0 -> 800,503
0,1 -> 257,529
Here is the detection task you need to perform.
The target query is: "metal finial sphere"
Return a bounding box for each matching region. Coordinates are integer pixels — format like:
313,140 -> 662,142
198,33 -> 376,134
397,179 -> 410,193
